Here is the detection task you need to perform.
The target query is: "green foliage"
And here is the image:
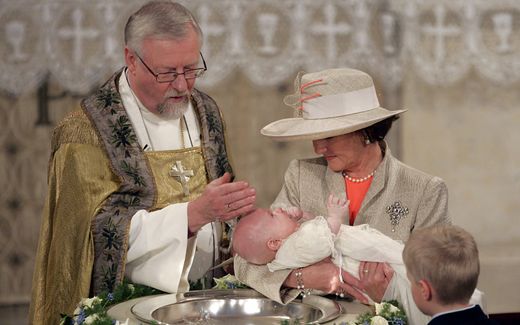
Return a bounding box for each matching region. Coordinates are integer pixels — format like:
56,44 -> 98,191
353,300 -> 408,325
60,279 -> 162,325
280,320 -> 303,325
212,274 -> 249,290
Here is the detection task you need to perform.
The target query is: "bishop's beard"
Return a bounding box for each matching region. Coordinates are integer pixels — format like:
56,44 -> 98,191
156,90 -> 190,120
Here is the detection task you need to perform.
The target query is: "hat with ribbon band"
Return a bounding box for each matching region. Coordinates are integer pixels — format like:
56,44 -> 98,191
261,68 -> 407,141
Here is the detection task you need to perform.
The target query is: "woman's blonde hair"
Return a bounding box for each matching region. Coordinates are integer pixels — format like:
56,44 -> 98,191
403,225 -> 479,305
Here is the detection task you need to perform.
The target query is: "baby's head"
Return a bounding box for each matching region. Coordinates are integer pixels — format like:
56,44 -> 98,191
232,208 -> 299,265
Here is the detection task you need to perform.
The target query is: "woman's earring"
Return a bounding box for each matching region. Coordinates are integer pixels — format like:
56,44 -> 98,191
364,137 -> 371,145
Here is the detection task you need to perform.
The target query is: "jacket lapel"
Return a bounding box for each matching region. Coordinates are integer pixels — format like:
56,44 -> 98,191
355,142 -> 390,225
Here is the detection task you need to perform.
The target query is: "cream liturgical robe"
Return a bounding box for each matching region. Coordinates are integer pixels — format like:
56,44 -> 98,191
120,72 -> 220,293
126,148 -> 208,293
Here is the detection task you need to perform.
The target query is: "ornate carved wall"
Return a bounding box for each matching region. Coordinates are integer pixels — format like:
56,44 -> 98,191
1,0 -> 520,94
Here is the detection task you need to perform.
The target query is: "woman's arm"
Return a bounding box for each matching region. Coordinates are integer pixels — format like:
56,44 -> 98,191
234,255 -> 367,304
284,258 -> 368,303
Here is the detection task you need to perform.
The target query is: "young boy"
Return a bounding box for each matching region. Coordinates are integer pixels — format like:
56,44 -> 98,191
403,225 -> 496,325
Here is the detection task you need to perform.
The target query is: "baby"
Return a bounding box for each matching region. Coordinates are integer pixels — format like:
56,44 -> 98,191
233,195 -> 483,325
234,195 -> 402,277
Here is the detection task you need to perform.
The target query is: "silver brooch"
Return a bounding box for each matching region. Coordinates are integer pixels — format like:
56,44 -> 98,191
386,201 -> 409,232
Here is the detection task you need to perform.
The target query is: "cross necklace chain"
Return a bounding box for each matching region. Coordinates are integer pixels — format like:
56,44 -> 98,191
179,115 -> 194,149
172,116 -> 194,196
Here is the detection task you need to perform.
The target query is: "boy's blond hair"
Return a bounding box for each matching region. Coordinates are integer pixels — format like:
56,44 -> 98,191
402,225 -> 479,305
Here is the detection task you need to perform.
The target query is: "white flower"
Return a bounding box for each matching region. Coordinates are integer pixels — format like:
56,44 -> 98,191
115,318 -> 130,325
370,315 -> 389,325
127,284 -> 135,293
84,314 -> 100,324
81,296 -> 101,309
375,302 -> 400,315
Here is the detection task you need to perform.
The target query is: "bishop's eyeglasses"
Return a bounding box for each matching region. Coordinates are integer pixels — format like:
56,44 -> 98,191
135,52 -> 207,83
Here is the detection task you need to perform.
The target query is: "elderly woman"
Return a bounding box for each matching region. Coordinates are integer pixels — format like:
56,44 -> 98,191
234,68 -> 450,306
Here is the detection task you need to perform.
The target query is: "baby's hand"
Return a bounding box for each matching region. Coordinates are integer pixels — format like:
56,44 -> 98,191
327,194 -> 349,228
327,194 -> 349,209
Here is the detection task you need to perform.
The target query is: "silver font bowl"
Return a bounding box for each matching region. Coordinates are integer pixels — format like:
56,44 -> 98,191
131,289 -> 342,324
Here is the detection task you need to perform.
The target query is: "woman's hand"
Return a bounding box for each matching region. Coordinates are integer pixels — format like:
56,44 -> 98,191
285,258 -> 369,304
358,261 -> 394,302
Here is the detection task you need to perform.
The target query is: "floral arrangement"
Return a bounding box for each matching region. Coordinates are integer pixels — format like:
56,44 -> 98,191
212,274 -> 249,290
344,300 -> 408,325
60,281 -> 161,325
60,275 -> 248,325
280,300 -> 406,325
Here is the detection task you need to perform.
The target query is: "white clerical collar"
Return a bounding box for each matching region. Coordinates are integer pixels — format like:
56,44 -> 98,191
119,68 -> 200,151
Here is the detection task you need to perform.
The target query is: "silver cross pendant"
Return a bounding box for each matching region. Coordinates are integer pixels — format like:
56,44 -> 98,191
169,160 -> 194,196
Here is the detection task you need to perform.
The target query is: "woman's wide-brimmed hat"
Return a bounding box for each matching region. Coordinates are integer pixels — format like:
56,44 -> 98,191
261,68 -> 406,141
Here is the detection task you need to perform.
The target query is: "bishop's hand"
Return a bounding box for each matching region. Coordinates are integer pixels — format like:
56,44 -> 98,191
187,172 -> 256,233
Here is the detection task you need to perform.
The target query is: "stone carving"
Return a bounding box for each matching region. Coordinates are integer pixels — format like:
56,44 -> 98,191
421,4 -> 461,65
57,8 -> 99,65
257,13 -> 279,55
6,21 -> 28,62
492,12 -> 513,53
311,3 -> 351,61
0,0 -> 518,93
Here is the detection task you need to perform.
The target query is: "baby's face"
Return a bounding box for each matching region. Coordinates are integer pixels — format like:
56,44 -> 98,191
268,208 -> 299,238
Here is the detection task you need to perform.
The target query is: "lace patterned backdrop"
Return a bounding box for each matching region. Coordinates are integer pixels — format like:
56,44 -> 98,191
1,0 -> 520,95
1,0 -> 520,322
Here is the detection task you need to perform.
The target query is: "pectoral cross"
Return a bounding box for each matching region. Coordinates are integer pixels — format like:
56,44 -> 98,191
169,160 -> 194,196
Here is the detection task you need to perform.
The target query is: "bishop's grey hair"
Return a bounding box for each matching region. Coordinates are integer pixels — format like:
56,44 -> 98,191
124,1 -> 203,55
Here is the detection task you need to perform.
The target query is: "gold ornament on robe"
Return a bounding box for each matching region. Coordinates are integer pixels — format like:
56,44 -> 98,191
146,147 -> 207,209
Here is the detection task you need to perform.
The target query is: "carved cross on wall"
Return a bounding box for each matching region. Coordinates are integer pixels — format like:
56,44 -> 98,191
169,160 -> 194,196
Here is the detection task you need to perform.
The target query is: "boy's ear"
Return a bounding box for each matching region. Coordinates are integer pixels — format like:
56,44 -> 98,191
266,239 -> 283,251
418,279 -> 434,301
